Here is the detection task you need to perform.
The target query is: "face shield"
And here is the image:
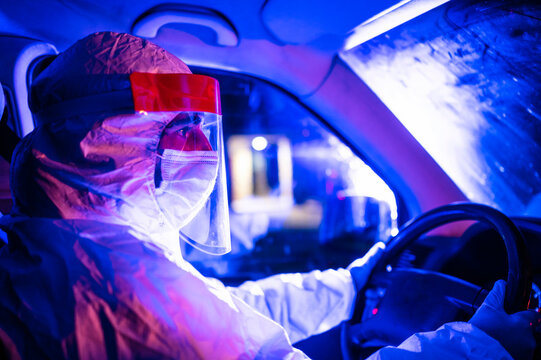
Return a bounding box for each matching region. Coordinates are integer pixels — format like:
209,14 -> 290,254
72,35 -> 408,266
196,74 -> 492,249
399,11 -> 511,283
131,73 -> 231,255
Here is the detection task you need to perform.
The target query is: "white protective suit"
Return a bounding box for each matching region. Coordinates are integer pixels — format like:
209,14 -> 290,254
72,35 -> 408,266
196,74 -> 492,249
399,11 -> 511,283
0,32 -> 517,359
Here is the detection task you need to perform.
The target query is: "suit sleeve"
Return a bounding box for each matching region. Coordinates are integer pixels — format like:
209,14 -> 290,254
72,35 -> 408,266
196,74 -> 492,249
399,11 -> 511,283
228,268 -> 356,344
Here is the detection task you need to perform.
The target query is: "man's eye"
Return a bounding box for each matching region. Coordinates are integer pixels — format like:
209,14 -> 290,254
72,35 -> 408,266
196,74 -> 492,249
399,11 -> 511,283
178,126 -> 191,136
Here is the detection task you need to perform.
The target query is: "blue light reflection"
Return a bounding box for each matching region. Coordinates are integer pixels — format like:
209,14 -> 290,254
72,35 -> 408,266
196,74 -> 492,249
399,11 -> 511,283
343,0 -> 541,215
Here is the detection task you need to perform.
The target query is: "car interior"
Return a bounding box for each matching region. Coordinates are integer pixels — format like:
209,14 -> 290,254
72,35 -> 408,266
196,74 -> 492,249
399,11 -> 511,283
1,0 -> 540,359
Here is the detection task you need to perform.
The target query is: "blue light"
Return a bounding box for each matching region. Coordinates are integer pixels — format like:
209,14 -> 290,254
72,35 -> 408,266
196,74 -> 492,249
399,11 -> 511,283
341,2 -> 541,215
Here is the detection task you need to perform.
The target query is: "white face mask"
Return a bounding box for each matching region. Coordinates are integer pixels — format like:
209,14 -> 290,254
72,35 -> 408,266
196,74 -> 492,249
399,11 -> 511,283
155,149 -> 219,231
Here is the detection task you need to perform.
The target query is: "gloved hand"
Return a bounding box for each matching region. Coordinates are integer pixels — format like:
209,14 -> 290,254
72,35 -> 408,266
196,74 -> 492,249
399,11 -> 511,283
347,242 -> 386,292
470,280 -> 541,360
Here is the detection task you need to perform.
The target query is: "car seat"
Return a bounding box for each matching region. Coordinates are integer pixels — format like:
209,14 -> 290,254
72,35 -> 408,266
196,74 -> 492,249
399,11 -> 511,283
0,35 -> 58,214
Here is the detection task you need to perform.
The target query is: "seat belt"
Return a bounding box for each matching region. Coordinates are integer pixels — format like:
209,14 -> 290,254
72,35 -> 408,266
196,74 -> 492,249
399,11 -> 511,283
0,106 -> 20,163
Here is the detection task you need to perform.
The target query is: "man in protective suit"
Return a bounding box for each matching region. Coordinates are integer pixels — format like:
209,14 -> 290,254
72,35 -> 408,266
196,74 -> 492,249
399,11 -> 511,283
0,32 -> 538,359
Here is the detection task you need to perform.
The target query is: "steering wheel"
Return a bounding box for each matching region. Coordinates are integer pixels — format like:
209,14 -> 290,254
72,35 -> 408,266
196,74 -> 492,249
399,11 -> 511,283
341,202 -> 532,360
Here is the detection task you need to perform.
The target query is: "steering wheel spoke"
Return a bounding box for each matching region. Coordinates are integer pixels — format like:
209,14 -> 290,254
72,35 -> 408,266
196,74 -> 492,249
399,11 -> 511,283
341,202 -> 532,360
348,269 -> 487,349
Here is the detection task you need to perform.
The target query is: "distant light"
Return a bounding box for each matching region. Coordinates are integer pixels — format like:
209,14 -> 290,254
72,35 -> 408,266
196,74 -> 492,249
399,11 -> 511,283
386,264 -> 393,272
343,0 -> 450,51
251,136 -> 268,151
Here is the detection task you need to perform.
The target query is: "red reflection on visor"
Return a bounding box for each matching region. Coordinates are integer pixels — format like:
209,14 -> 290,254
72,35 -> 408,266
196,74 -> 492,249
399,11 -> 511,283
130,72 -> 221,115
159,124 -> 212,151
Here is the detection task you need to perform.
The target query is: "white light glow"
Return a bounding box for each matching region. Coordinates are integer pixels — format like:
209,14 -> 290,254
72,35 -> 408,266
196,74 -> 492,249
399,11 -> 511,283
251,136 -> 268,151
341,33 -> 501,208
343,0 -> 450,51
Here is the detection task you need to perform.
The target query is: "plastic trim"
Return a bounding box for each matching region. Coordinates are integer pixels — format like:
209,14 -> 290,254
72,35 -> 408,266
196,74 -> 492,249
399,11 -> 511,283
13,42 -> 58,136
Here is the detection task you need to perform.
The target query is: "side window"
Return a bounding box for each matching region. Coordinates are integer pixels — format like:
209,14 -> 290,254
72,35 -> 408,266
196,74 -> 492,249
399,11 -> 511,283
184,69 -> 398,284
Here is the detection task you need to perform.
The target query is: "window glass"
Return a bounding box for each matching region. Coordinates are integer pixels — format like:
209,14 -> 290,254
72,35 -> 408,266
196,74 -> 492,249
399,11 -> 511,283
183,69 -> 397,284
341,0 -> 541,216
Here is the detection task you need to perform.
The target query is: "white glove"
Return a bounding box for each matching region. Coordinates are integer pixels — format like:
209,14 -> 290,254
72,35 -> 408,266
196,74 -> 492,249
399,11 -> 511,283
470,280 -> 540,360
347,242 -> 386,292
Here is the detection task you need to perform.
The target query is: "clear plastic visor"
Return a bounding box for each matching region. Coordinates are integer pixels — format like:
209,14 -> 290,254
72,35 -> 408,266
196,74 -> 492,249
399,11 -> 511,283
155,111 -> 230,255
130,72 -> 230,255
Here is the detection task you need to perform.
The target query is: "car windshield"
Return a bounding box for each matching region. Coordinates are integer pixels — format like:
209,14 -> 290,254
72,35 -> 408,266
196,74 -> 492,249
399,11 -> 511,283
341,0 -> 541,216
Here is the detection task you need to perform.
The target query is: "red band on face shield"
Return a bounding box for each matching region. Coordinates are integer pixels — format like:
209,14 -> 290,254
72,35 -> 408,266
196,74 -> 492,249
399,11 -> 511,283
130,73 -> 221,115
